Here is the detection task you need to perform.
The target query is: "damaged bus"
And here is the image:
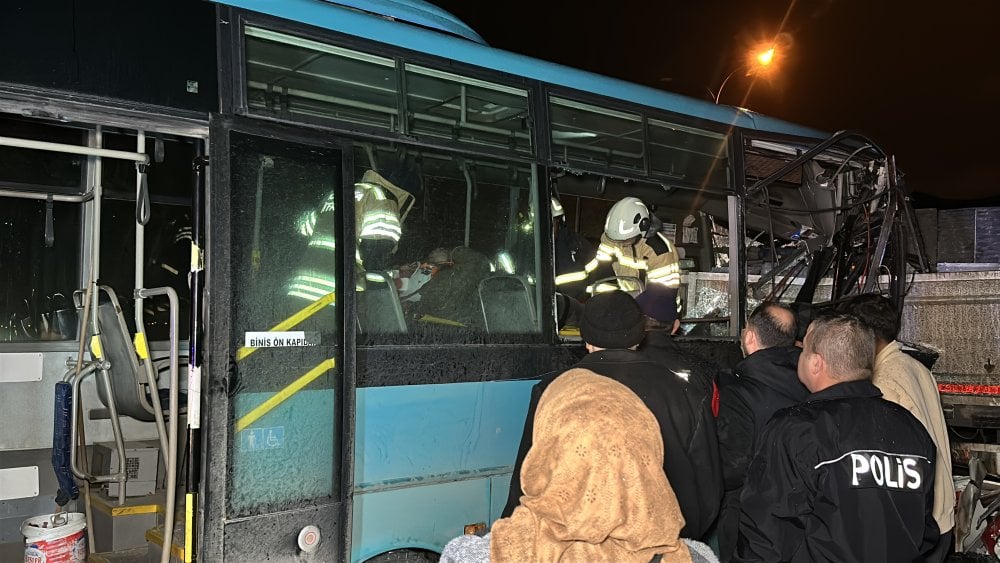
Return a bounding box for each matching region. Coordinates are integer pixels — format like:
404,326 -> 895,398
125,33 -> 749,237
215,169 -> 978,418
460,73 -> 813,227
0,0 -> 928,561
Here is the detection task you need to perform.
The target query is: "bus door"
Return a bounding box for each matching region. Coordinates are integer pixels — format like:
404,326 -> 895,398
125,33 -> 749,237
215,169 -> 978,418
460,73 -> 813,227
202,116 -> 354,562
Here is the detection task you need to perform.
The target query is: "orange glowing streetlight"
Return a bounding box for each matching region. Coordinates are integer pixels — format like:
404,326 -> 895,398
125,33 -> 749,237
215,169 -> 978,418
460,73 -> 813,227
710,44 -> 780,105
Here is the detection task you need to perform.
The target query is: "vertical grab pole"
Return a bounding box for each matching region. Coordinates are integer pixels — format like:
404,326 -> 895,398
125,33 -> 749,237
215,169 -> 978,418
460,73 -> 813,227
137,286 -> 180,563
184,155 -> 209,562
133,131 -> 170,462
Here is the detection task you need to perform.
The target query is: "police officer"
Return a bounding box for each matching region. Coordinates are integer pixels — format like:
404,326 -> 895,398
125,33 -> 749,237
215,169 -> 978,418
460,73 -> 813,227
736,314 -> 938,562
593,197 -> 681,293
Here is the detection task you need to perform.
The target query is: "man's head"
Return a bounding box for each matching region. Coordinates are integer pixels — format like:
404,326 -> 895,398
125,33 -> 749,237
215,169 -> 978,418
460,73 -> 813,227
798,314 -> 876,393
839,293 -> 899,346
741,302 -> 796,356
636,286 -> 681,334
581,290 -> 646,352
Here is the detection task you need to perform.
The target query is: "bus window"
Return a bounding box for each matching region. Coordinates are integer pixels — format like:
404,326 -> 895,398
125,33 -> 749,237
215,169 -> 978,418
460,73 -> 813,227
404,64 -> 532,153
353,145 -> 542,342
244,27 -> 399,131
0,197 -> 81,342
0,115 -> 85,343
648,118 -> 730,191
227,131 -> 343,517
550,97 -> 644,173
0,116 -> 85,190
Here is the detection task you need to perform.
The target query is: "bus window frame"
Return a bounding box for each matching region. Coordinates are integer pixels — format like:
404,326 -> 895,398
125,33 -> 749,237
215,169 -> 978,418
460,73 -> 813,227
201,113 -> 357,563
543,85 -> 737,194
225,7 -> 541,163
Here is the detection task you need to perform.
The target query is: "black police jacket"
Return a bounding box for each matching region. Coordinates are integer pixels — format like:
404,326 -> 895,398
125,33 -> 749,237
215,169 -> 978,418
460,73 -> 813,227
736,379 -> 939,563
503,348 -> 721,540
718,345 -> 808,491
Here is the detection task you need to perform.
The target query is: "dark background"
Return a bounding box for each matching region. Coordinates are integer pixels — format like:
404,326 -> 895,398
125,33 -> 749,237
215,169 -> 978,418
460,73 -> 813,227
435,0 -> 999,207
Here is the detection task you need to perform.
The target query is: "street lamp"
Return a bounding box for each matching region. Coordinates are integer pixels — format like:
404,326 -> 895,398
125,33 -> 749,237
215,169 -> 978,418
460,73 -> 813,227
709,45 -> 778,105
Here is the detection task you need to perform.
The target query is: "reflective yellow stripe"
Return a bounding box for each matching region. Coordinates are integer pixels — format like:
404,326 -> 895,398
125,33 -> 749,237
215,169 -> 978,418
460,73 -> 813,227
555,270 -> 588,285
647,273 -> 682,287
235,358 -> 336,432
617,255 -> 647,270
647,263 -> 680,278
236,292 -> 336,362
589,283 -> 619,294
584,259 -> 600,273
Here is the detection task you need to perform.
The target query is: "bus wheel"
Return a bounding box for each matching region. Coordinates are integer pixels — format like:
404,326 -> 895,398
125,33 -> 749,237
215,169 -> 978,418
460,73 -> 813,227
366,548 -> 439,563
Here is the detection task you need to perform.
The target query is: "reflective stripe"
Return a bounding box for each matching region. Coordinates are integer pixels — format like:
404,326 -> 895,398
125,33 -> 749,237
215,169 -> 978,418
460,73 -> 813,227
291,274 -> 336,290
589,283 -> 620,294
297,210 -> 317,237
322,194 -> 337,212
359,224 -> 402,240
646,263 -> 680,278
584,258 -> 600,273
617,255 -> 647,270
356,181 -> 388,201
308,237 -> 336,251
555,270 -> 588,285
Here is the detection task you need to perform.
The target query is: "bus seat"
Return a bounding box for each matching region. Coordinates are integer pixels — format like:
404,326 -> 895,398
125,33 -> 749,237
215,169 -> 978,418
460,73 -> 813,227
478,275 -> 537,333
89,286 -> 157,422
357,271 -> 407,334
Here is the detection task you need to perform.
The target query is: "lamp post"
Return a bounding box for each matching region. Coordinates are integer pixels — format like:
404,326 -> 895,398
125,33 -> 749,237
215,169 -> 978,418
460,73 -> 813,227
710,46 -> 777,105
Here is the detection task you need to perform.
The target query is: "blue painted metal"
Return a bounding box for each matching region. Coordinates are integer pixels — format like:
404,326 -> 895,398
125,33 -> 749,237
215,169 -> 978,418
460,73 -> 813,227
214,0 -> 826,138
316,0 -> 485,44
352,379 -> 536,561
351,476 -> 492,562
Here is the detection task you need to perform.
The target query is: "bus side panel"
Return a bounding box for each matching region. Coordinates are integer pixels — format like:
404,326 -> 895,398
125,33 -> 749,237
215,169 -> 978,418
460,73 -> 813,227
352,379 -> 537,560
351,477 -> 491,562
490,473 -> 514,523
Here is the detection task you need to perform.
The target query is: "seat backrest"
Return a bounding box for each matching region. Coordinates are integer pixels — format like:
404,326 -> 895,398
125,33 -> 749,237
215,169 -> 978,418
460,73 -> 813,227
90,286 -> 156,422
478,275 -> 537,333
357,271 -> 407,334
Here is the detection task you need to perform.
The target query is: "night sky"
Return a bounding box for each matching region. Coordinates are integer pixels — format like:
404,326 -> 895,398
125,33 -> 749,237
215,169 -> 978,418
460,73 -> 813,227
434,0 -> 999,206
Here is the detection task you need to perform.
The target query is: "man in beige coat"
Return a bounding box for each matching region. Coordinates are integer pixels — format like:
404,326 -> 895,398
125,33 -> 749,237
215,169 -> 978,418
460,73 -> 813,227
847,294 -> 954,561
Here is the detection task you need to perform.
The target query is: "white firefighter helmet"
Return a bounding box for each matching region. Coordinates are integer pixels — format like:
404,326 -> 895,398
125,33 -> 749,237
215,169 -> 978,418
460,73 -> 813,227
604,197 -> 650,241
551,197 -> 565,219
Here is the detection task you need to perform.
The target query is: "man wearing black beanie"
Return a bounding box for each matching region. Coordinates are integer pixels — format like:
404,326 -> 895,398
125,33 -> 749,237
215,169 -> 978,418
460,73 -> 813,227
502,291 -> 718,542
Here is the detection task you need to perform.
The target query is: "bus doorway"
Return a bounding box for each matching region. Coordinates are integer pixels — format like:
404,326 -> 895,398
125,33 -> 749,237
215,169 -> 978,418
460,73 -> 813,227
200,117 -> 353,562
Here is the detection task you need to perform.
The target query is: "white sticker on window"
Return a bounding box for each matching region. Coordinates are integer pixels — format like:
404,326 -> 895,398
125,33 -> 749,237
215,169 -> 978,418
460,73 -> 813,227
244,331 -> 317,348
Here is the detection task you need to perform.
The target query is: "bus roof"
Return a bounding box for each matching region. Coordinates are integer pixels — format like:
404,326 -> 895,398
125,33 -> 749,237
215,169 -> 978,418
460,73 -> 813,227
216,0 -> 826,139
312,0 -> 486,44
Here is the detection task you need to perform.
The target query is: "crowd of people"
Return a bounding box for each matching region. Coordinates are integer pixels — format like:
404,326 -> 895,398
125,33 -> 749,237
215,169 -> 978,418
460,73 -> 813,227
440,288 -> 954,562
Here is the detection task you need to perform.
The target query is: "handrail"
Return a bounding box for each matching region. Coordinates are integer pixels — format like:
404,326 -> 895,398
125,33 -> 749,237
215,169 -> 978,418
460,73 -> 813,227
137,286 -> 180,563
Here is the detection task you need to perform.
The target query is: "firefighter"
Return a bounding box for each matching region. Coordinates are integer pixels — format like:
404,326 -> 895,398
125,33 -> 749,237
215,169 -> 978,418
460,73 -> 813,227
552,197 -> 598,300
286,169 -> 414,304
551,196 -> 598,328
593,196 -> 681,294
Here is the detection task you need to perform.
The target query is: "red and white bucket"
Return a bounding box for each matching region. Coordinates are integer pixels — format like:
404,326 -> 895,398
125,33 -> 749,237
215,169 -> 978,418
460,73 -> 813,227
21,512 -> 87,563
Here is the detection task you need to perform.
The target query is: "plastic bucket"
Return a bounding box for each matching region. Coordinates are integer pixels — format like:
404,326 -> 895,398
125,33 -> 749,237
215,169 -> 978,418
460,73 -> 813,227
21,512 -> 87,563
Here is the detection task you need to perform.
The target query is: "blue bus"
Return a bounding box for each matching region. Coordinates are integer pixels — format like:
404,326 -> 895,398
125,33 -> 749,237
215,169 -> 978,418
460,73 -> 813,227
0,1 -> 920,561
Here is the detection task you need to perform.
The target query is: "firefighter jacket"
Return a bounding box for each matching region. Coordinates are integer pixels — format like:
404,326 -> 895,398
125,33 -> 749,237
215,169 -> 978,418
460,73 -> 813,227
503,349 -> 721,540
553,224 -> 598,300
736,379 -> 939,563
595,230 -> 680,292
287,169 -> 413,302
